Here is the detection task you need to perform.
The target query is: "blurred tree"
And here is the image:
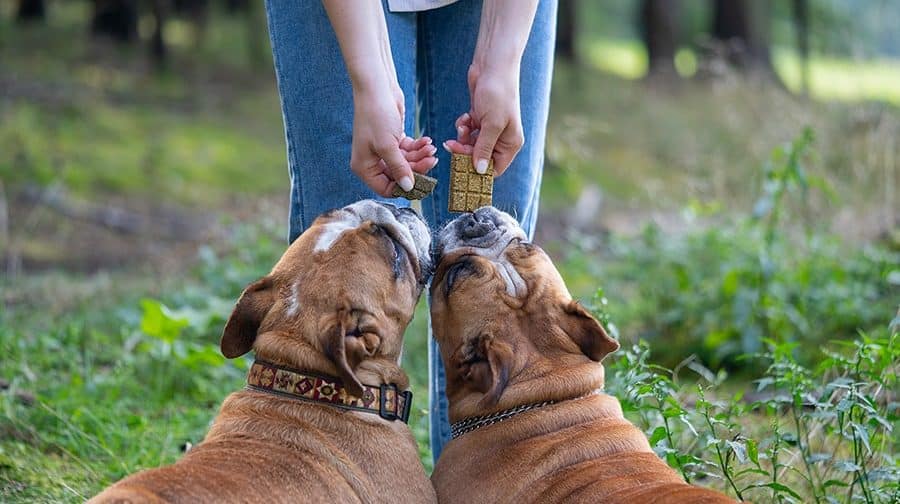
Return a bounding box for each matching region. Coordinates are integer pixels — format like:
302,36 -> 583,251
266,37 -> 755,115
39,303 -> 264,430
792,0 -> 810,95
707,0 -> 778,79
639,0 -> 681,81
244,0 -> 268,69
149,0 -> 168,67
16,0 -> 45,22
225,0 -> 249,13
91,0 -> 139,43
556,0 -> 578,63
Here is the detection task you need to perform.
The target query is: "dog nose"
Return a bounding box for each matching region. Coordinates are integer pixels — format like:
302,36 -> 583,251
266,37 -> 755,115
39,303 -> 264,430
458,211 -> 497,239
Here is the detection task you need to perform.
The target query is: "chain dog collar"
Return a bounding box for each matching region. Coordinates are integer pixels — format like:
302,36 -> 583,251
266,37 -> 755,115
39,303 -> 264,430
450,391 -> 599,439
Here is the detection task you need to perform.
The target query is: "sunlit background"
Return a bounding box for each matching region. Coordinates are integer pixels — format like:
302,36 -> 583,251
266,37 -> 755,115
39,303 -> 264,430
1,1 -> 897,502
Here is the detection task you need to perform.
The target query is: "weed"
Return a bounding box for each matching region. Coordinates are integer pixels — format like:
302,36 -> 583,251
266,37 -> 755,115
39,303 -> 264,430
601,328 -> 898,503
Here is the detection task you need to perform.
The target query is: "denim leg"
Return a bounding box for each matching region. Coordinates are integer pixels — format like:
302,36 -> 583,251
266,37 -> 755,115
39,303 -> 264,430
264,0 -> 418,242
420,0 -> 558,462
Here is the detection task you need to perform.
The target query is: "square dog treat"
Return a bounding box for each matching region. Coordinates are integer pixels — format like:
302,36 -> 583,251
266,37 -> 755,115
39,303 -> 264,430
391,172 -> 438,200
449,153 -> 493,213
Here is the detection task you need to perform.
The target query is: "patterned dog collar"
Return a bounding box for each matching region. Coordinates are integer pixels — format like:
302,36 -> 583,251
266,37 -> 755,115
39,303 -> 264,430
450,391 -> 599,439
246,360 -> 412,423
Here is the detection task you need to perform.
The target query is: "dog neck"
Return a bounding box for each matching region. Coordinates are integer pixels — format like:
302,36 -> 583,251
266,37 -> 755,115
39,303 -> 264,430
253,330 -> 410,390
448,344 -> 606,423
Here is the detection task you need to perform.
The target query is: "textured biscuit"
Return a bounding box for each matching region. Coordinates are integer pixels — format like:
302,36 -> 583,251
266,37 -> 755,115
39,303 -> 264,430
449,153 -> 493,213
391,173 -> 438,200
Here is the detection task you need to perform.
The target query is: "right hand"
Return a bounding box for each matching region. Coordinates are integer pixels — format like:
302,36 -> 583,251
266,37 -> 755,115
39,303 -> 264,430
351,84 -> 437,197
443,65 -> 524,177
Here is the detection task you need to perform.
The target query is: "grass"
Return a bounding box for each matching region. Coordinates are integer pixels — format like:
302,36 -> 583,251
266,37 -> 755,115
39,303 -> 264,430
582,37 -> 900,105
1,8 -> 899,503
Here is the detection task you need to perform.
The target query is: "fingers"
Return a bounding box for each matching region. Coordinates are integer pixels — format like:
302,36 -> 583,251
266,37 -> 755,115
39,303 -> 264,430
454,113 -> 471,129
401,136 -> 438,173
375,141 -> 415,192
409,157 -> 438,173
455,113 -> 476,146
472,120 -> 504,175
400,135 -> 432,151
443,140 -> 474,155
491,145 -> 518,177
352,160 -> 395,197
403,142 -> 437,163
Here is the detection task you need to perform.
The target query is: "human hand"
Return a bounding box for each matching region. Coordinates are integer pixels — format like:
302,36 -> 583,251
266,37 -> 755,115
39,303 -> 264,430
351,85 -> 438,197
443,67 -> 523,177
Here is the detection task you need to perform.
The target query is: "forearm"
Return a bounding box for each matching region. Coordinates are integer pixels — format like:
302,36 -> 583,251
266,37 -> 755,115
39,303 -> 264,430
322,0 -> 397,93
472,0 -> 540,77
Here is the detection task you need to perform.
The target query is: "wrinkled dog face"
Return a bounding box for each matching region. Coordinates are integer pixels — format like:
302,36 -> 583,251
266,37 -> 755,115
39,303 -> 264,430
221,200 -> 432,394
430,207 -> 617,407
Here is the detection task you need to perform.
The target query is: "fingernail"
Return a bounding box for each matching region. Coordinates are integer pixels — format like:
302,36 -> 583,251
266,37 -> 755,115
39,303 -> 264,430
442,141 -> 452,153
429,145 -> 437,154
457,126 -> 464,136
424,137 -> 433,144
475,159 -> 489,174
398,176 -> 414,192
430,157 -> 439,168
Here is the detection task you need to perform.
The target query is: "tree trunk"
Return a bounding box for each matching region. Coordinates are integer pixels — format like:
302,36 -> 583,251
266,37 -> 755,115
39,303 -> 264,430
225,0 -> 249,13
149,0 -> 168,69
708,0 -> 776,76
640,0 -> 680,81
16,0 -> 45,22
90,0 -> 139,43
246,0 -> 268,68
555,0 -> 578,63
792,0 -> 810,95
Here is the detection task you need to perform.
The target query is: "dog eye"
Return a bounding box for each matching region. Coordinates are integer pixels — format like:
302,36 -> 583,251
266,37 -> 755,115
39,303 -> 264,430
391,239 -> 407,278
445,259 -> 475,294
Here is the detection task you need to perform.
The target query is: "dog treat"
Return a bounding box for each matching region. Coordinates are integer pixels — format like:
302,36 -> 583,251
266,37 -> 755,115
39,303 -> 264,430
392,172 -> 438,200
449,153 -> 493,213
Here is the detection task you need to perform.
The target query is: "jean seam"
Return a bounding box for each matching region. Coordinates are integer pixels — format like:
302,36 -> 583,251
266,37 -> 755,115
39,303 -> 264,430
421,14 -> 440,228
266,1 -> 306,237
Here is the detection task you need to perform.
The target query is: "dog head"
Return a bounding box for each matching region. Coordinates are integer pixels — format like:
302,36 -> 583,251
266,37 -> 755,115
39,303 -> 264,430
221,200 -> 432,395
430,207 -> 618,419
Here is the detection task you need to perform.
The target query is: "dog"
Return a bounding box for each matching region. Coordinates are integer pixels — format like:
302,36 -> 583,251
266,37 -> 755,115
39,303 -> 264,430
428,207 -> 734,504
91,200 -> 437,503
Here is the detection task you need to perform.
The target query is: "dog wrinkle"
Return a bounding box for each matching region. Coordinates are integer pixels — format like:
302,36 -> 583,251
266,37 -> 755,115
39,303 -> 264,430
497,256 -> 527,298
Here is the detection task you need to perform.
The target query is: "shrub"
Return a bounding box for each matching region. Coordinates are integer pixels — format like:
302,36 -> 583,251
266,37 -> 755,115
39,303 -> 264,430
600,314 -> 899,503
580,128 -> 899,369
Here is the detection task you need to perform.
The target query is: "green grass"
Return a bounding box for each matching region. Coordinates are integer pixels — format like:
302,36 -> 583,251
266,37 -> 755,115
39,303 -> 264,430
583,37 -> 900,105
2,100 -> 285,206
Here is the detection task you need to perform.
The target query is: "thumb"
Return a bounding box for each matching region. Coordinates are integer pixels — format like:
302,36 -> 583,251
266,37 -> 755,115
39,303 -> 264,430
472,121 -> 502,175
376,142 -> 415,192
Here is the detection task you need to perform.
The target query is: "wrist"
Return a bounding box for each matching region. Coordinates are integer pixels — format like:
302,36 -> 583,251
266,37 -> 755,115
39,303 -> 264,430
468,62 -> 520,95
471,0 -> 536,79
350,65 -> 396,98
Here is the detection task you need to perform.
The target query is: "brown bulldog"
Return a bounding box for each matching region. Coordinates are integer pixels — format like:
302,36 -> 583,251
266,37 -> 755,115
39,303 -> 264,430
91,200 -> 437,504
429,207 -> 734,504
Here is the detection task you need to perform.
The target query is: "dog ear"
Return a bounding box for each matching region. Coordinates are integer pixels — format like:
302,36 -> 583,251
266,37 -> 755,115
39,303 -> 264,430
562,301 -> 619,362
322,307 -> 370,397
221,276 -> 275,358
451,332 -> 514,406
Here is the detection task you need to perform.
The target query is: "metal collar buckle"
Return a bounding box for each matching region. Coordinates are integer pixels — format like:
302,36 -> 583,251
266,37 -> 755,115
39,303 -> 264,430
378,383 -> 412,422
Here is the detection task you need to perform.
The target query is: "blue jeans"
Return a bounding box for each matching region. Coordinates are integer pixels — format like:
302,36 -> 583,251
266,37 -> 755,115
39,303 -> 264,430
265,0 -> 556,462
